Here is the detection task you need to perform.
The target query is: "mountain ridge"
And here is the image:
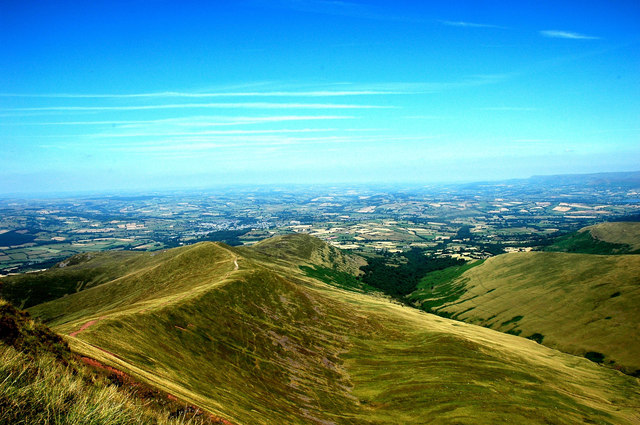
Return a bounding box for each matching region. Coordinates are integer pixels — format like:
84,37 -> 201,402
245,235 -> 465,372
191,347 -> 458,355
3,233 -> 640,424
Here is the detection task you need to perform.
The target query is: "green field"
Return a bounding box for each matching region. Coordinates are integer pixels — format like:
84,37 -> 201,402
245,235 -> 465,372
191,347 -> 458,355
9,234 -> 637,424
412,251 -> 640,375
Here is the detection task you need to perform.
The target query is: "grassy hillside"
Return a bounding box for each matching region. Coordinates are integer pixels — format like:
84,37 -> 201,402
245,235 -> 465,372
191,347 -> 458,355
11,235 -> 640,424
408,260 -> 484,311
248,232 -> 366,274
411,251 -> 640,375
0,299 -> 222,425
545,221 -> 640,254
587,222 -> 640,251
0,250 -> 149,309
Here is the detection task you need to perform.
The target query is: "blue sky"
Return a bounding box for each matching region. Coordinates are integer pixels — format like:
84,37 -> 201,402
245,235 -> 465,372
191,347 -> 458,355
1,0 -> 639,194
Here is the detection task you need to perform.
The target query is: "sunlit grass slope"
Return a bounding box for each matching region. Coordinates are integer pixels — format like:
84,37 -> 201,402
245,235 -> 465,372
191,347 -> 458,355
248,233 -> 366,274
586,222 -> 640,251
0,342 -> 220,425
24,235 -> 640,424
546,221 -> 640,254
0,299 -> 213,425
1,250 -> 149,308
412,251 -> 640,375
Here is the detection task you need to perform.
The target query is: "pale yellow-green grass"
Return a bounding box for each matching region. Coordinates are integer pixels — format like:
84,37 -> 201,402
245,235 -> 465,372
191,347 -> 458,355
425,251 -> 640,374
0,343 -> 206,425
585,222 -> 640,250
25,235 -> 640,424
0,250 -> 156,309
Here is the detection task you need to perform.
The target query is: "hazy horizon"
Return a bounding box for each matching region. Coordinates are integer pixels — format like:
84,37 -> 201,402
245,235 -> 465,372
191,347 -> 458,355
2,1 -> 639,194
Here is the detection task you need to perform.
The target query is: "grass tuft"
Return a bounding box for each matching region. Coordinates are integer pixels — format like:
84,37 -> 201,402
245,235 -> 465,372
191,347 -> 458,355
0,343 -> 211,425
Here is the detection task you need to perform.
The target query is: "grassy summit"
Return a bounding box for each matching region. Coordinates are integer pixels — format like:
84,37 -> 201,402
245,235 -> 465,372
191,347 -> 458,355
3,234 -> 639,424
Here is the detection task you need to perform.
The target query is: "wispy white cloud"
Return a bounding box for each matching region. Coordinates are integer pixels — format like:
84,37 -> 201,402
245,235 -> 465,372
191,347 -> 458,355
341,76 -> 509,94
0,90 -> 400,98
440,20 -> 506,29
1,102 -> 389,113
255,2 -> 516,30
540,30 -> 600,40
90,128 -> 339,138
0,115 -> 354,126
91,127 -> 388,140
0,77 -> 509,102
92,134 -> 439,152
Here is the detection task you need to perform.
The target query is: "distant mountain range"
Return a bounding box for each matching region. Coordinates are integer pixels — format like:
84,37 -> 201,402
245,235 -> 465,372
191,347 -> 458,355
528,171 -> 640,187
457,170 -> 640,189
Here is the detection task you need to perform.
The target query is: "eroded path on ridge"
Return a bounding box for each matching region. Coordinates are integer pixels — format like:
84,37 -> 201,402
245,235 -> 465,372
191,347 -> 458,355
69,316 -> 105,337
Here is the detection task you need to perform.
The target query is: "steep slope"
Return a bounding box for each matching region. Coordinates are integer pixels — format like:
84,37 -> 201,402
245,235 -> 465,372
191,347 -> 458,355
411,251 -> 640,375
19,235 -> 640,424
30,242 -> 239,327
0,250 -> 151,309
545,221 -> 640,254
0,299 -> 220,425
586,221 -> 640,251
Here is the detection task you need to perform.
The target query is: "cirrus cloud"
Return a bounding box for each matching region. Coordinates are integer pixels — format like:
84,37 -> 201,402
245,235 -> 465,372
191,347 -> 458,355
540,30 -> 600,40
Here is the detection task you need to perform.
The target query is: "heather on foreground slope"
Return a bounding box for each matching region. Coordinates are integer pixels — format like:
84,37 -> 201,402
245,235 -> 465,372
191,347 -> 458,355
2,345 -> 145,425
0,299 -> 219,425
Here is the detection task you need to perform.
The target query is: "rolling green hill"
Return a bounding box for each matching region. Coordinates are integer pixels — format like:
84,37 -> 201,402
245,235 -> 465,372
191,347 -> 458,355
248,232 -> 366,273
587,222 -> 640,251
545,221 -> 640,254
5,234 -> 640,424
410,251 -> 640,375
0,250 -> 151,309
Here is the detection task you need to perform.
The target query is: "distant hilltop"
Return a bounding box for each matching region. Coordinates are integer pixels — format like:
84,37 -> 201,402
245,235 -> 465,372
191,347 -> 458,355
457,170 -> 640,195
528,170 -> 640,186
